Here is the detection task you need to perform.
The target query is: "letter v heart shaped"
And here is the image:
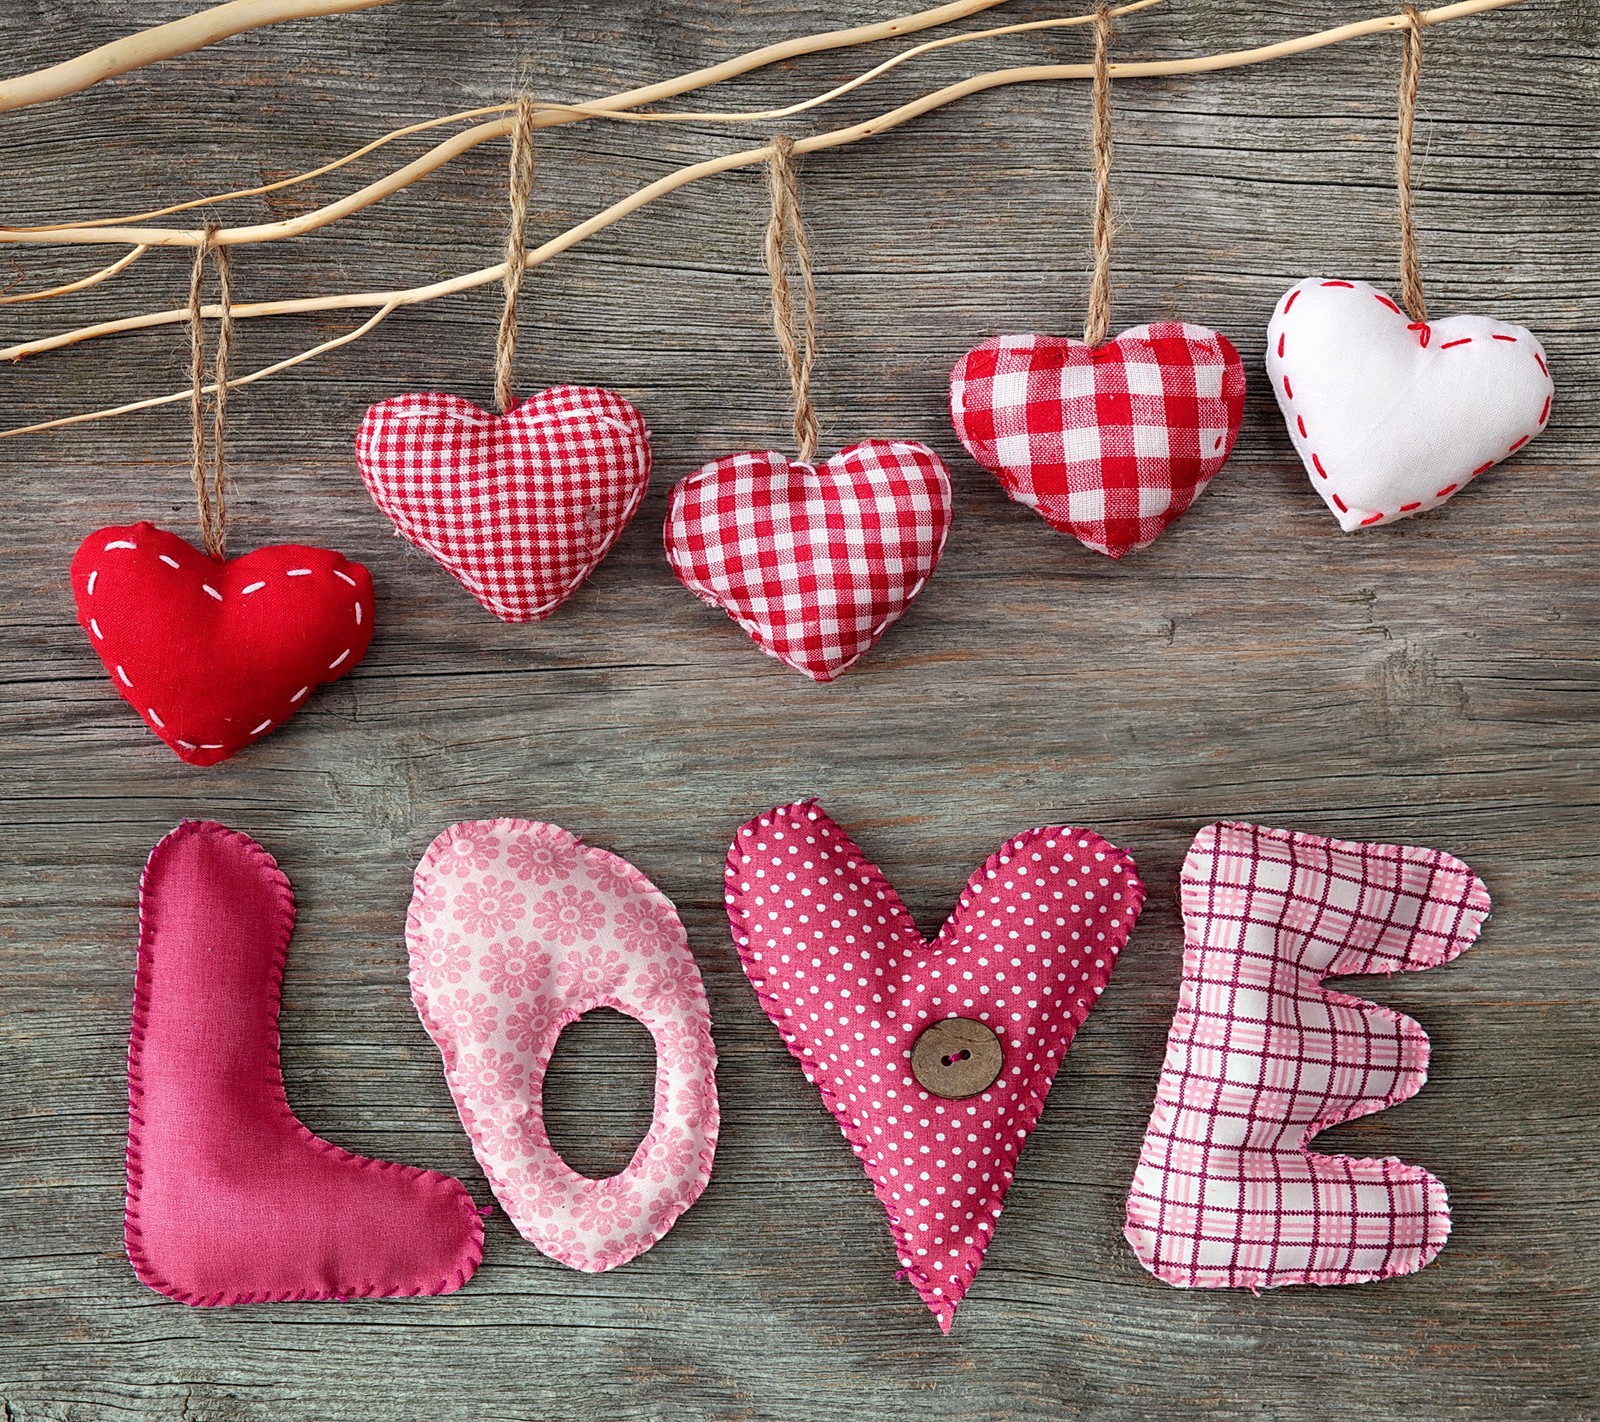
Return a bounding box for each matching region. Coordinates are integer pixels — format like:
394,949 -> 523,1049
725,800 -> 1145,1331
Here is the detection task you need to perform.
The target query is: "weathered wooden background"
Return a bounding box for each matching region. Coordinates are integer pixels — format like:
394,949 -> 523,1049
1,1 -> 1596,1418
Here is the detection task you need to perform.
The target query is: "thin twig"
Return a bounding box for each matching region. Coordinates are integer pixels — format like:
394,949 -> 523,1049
2,0 -> 1021,230
0,245 -> 148,304
0,0 -> 1527,439
0,0 -> 397,113
0,0 -> 1029,247
0,304 -> 398,439
1,0 -> 1515,250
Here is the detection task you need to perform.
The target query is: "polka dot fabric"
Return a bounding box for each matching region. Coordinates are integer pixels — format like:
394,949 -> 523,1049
725,800 -> 1146,1332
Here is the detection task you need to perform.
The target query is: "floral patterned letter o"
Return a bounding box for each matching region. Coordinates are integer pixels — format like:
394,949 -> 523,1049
408,819 -> 719,1271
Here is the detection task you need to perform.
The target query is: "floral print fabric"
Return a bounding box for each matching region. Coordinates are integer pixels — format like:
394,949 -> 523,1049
408,819 -> 719,1272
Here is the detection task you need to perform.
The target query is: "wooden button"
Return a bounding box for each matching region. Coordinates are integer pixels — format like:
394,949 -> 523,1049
910,1017 -> 1003,1099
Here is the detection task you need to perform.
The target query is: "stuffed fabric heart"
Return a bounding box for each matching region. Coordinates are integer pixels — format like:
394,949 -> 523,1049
356,385 -> 651,621
1266,278 -> 1553,530
664,440 -> 952,683
70,523 -> 373,767
948,324 -> 1245,558
726,800 -> 1145,1331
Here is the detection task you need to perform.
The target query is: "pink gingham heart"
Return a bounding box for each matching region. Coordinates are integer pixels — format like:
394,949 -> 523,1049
1266,278 -> 1552,529
356,385 -> 651,621
725,800 -> 1145,1331
664,439 -> 952,683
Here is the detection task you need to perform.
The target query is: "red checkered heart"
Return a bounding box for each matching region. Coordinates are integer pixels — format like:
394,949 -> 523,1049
726,801 -> 1146,1330
70,523 -> 373,767
949,323 -> 1246,558
664,440 -> 952,683
356,385 -> 651,622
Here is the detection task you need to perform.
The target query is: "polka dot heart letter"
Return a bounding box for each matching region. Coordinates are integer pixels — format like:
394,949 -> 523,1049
725,800 -> 1145,1332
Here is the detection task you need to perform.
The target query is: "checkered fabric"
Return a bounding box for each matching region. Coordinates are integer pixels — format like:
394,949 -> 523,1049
948,324 -> 1246,558
664,439 -> 952,683
1124,821 -> 1491,1290
356,385 -> 651,622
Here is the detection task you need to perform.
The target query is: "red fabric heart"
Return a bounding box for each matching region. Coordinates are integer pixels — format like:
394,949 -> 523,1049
355,385 -> 651,622
70,523 -> 373,767
949,323 -> 1246,557
726,800 -> 1145,1331
664,440 -> 952,683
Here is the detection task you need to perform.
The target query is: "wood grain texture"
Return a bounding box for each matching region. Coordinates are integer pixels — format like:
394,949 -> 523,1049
1,2 -> 1596,1418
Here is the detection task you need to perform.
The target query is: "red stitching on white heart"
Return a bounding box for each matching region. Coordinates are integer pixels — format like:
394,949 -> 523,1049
1274,281 -> 1552,527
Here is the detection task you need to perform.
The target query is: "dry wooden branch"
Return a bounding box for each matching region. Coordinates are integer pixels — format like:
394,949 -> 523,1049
0,0 -> 397,113
0,0 -> 1526,440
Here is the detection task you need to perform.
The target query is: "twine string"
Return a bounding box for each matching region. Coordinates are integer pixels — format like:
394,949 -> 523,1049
187,223 -> 231,560
1083,2 -> 1115,348
1396,6 -> 1426,322
496,94 -> 537,415
764,135 -> 820,463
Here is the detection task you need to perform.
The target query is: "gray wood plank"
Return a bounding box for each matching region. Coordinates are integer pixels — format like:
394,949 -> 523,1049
1,1 -> 1596,1418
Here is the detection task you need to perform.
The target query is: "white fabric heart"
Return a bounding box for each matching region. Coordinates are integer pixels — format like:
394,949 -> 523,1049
1265,278 -> 1551,530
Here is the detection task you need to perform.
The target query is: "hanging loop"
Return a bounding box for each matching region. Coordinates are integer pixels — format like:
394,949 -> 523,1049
1396,7 -> 1427,322
1083,2 -> 1115,348
764,135 -> 820,464
187,223 -> 232,560
496,94 -> 538,415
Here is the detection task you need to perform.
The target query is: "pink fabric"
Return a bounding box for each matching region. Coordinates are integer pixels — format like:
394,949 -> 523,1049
1124,821 -> 1491,1290
949,324 -> 1245,558
127,821 -> 484,1306
356,385 -> 651,622
726,800 -> 1145,1331
664,439 -> 953,682
408,819 -> 719,1271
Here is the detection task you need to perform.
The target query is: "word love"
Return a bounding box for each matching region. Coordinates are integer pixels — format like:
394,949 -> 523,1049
121,814 -> 1486,1326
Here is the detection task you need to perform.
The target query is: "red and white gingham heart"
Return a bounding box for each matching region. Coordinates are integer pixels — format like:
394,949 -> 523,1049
726,801 -> 1145,1331
356,385 -> 651,622
664,439 -> 953,683
949,323 -> 1246,558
